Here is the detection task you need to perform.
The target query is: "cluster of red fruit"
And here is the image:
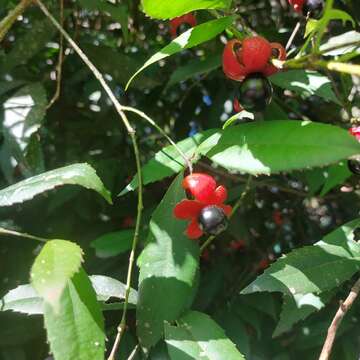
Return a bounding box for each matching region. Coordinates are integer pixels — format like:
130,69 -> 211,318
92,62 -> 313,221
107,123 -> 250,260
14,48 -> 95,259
173,173 -> 232,239
222,36 -> 286,113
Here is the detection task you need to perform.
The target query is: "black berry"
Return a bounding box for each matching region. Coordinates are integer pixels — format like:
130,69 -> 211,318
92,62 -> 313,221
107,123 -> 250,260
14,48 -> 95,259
353,227 -> 360,242
302,0 -> 324,19
348,159 -> 360,175
176,22 -> 192,36
198,205 -> 228,236
237,73 -> 273,112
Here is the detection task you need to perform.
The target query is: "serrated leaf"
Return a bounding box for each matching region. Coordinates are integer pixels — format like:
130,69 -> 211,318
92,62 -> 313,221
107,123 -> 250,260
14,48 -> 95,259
273,292 -> 333,337
202,121 -> 360,175
31,240 -> 83,307
1,275 -> 137,315
126,16 -> 235,89
242,219 -> 360,296
142,0 -> 232,19
0,284 -> 43,315
90,275 -> 137,304
0,163 -> 112,207
137,174 -> 199,350
270,70 -> 340,104
90,230 -> 134,258
44,268 -> 105,360
120,129 -> 217,195
165,311 -> 245,360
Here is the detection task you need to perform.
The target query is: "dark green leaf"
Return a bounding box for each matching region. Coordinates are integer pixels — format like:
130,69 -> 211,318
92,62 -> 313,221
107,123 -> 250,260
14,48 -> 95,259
165,311 -> 245,359
202,121 -> 360,175
126,17 -> 235,89
0,163 -> 112,207
137,174 -> 199,350
242,219 -> 360,296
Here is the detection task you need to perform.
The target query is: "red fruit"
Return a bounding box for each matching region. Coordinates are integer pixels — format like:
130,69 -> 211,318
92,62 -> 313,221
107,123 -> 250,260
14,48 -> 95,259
263,42 -> 287,76
272,210 -> 283,226
222,39 -> 247,81
241,36 -> 272,73
174,173 -> 232,240
233,98 -> 243,113
288,0 -> 305,12
257,258 -> 270,271
182,173 -> 216,203
169,13 -> 197,38
229,240 -> 246,250
349,126 -> 360,141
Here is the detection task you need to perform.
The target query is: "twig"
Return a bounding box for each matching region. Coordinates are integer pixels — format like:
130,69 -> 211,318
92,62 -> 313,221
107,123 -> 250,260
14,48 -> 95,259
200,175 -> 252,252
122,106 -> 193,174
0,227 -> 47,242
0,0 -> 33,43
47,0 -> 64,109
33,2 -> 143,358
286,21 -> 301,51
127,344 -> 139,360
319,277 -> 360,360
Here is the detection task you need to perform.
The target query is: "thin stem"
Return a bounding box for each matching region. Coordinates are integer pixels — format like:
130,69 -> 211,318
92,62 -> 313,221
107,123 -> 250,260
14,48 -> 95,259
200,175 -> 252,253
127,344 -> 139,360
122,106 -> 193,174
319,277 -> 360,360
47,0 -> 64,110
286,21 -> 301,51
0,227 -> 47,243
34,2 -> 143,358
0,0 -> 33,43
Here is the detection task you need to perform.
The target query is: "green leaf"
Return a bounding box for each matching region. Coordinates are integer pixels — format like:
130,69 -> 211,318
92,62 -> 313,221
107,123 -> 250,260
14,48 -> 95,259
165,311 -> 245,360
137,174 -> 199,350
270,70 -> 340,104
90,275 -> 137,305
90,230 -> 134,258
1,275 -> 137,315
242,219 -> 360,296
319,161 -> 351,196
202,121 -> 360,175
0,284 -> 43,315
44,268 -> 105,360
126,16 -> 235,89
166,53 -> 222,88
0,163 -> 112,207
120,129 -> 217,195
141,0 -> 232,19
273,292 -> 333,337
30,240 -> 83,307
320,31 -> 360,56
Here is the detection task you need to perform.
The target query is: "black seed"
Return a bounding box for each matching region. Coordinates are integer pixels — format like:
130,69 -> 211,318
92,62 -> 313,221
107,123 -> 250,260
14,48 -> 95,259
198,205 -> 228,236
348,159 -> 360,175
237,73 -> 273,112
176,22 -> 192,36
302,0 -> 324,19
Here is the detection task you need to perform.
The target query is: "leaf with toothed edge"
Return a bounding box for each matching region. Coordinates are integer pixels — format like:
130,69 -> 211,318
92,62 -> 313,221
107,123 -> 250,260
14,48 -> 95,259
126,16 -> 235,90
242,219 -> 360,296
30,240 -> 83,308
0,163 -> 112,207
136,174 -> 199,351
44,268 -> 105,360
200,121 -> 360,175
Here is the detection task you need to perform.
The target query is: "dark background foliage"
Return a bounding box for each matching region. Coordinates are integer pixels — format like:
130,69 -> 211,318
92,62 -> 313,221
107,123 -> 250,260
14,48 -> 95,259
1,0 -> 360,359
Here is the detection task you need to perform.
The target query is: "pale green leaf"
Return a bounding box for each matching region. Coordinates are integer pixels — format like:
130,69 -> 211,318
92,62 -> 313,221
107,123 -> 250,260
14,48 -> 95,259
31,240 -> 83,307
142,0 -> 232,19
0,163 -> 112,207
44,269 -> 105,360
